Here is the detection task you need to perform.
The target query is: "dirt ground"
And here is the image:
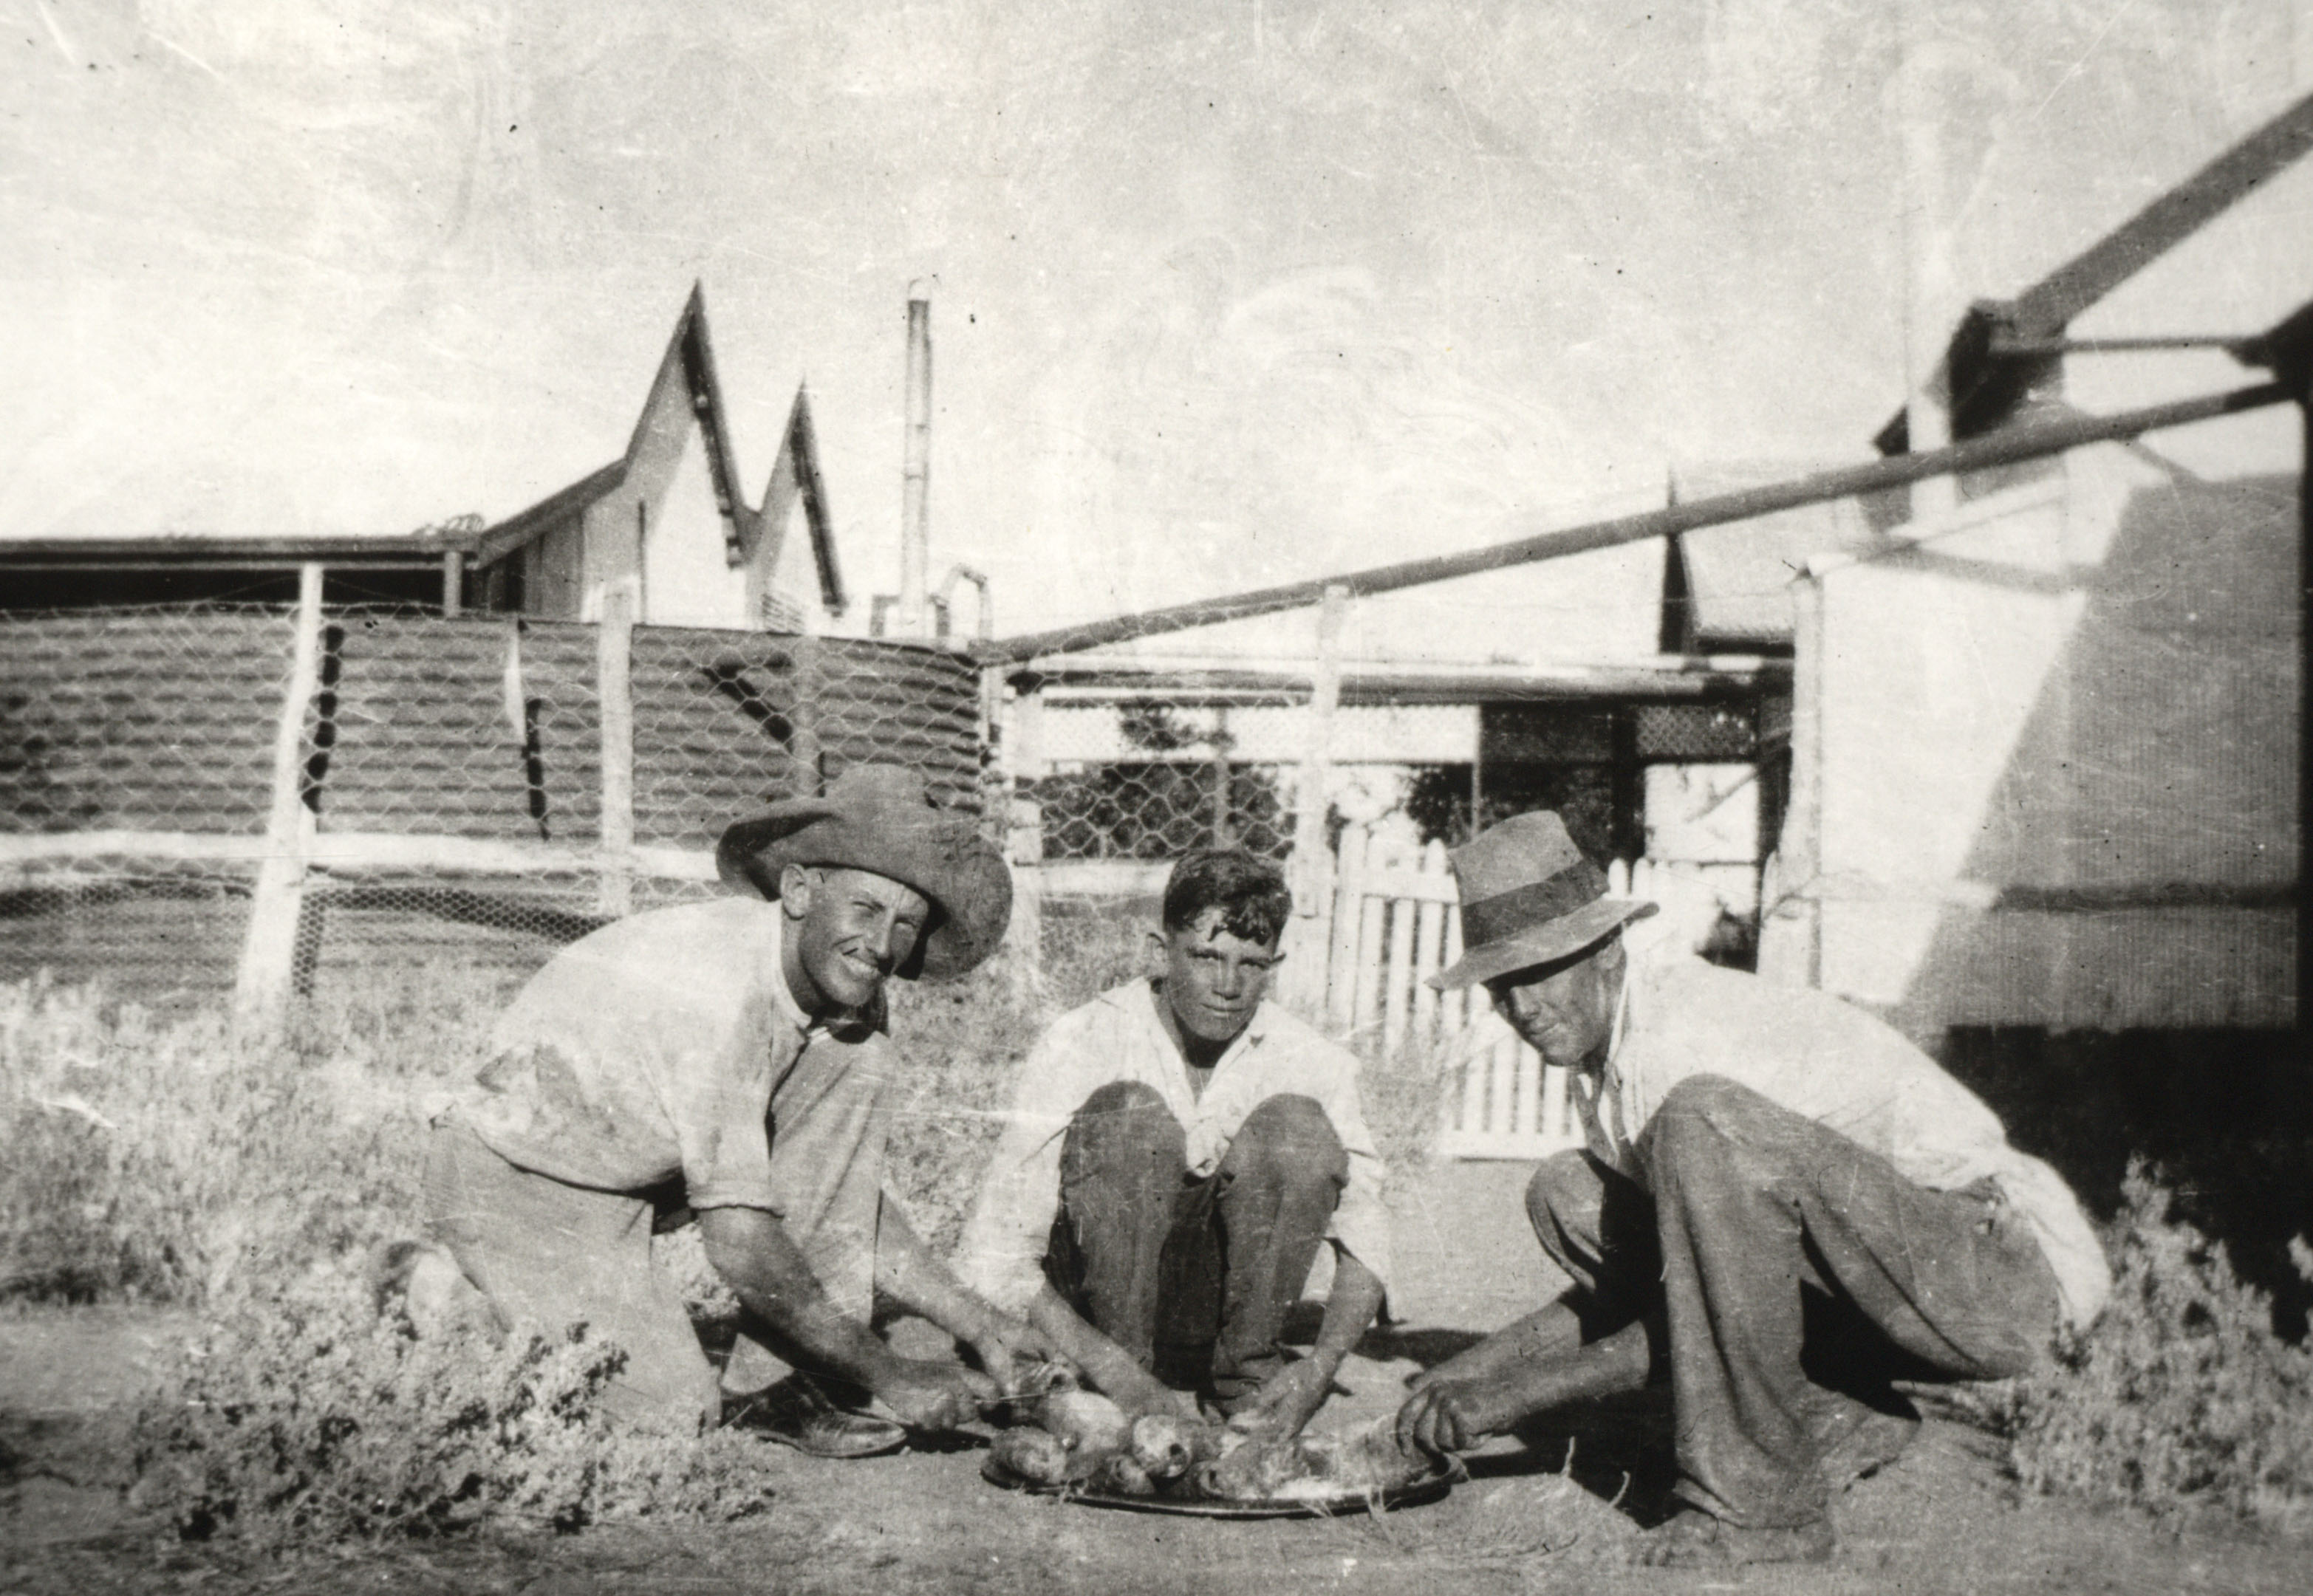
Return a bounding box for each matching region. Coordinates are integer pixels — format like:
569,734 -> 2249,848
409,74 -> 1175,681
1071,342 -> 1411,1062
2,1306 -> 2304,1596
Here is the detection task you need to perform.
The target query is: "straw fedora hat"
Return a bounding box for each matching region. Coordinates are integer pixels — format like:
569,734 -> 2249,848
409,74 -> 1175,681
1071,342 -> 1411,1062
717,764 -> 1012,981
1427,811 -> 1657,990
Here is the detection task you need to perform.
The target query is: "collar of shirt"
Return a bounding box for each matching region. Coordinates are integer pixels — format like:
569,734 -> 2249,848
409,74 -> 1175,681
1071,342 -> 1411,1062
1128,979 -> 1278,1177
764,908 -> 814,1036
1607,961 -> 1632,1063
1132,978 -> 1273,1112
1582,958 -> 1639,1174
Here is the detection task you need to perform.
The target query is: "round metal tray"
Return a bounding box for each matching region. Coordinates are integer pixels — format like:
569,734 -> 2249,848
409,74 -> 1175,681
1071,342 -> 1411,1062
981,1453 -> 1458,1518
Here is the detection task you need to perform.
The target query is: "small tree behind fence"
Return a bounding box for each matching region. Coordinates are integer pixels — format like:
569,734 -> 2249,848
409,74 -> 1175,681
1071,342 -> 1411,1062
1026,764 -> 1292,863
1022,700 -> 1293,864
0,593 -> 986,1016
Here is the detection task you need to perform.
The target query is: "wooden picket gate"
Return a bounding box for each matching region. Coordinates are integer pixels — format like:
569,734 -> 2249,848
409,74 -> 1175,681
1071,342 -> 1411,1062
1314,826 -> 1583,1161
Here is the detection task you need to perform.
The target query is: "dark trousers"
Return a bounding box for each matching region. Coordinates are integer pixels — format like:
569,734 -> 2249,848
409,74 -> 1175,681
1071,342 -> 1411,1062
1045,1081 -> 1348,1403
1526,1074 -> 2061,1528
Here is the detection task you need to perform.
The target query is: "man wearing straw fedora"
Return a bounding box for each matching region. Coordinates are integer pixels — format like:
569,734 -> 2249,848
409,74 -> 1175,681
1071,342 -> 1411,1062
1392,810 -> 2108,1566
422,764 -> 1037,1456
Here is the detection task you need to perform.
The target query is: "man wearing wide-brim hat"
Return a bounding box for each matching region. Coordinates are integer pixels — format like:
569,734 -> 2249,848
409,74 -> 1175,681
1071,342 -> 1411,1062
1391,811 -> 2110,1566
422,764 -> 1036,1455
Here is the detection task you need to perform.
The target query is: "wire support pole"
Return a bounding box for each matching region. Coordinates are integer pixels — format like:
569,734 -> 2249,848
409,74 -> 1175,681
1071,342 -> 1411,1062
980,380 -> 2291,665
2005,90 -> 2313,340
1990,333 -> 2269,357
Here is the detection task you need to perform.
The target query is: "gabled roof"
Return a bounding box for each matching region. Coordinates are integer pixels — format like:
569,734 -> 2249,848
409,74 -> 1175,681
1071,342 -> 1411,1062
1661,468 -> 1879,651
760,386 -> 846,616
477,284 -> 847,612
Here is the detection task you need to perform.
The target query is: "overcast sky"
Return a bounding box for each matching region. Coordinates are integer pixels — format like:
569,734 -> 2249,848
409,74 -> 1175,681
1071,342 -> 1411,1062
4,0 -> 2306,657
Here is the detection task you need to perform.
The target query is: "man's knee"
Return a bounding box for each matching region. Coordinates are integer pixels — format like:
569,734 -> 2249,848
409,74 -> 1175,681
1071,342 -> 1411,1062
1526,1148 -> 1602,1239
1649,1074 -> 1773,1148
1065,1080 -> 1184,1170
1642,1075 -> 1797,1186
1082,1078 -> 1168,1118
1226,1094 -> 1347,1190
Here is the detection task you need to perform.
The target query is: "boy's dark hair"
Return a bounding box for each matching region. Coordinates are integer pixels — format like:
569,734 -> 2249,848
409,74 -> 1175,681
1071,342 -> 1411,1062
1161,849 -> 1293,946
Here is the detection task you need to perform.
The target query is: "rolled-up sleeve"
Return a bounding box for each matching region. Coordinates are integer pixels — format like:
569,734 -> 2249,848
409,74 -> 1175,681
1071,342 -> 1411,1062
660,1023 -> 782,1213
957,1020 -> 1085,1316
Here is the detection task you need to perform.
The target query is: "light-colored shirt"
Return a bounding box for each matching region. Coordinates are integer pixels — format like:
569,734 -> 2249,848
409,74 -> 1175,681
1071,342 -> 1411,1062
455,897 -> 885,1214
1576,944 -> 2111,1330
959,981 -> 1395,1318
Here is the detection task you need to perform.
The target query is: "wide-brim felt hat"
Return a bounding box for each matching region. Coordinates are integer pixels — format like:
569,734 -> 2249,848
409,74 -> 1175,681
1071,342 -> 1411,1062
1427,810 -> 1657,990
717,764 -> 1012,981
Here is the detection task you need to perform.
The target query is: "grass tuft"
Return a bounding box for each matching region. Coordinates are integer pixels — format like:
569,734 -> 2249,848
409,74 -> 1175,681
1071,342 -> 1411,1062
1344,1443 -> 1634,1578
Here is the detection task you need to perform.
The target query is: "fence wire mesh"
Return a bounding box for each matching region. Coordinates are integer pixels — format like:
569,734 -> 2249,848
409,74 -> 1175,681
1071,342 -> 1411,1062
6,603 -> 1780,1018
0,606 -> 988,1004
2,607 -> 292,834
1003,681 -> 1778,1008
1025,700 -> 1295,862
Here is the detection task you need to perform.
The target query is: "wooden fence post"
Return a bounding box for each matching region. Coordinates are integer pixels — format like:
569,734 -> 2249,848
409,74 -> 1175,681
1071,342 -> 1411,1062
597,583 -> 636,917
1001,676 -> 1045,999
788,636 -> 824,798
1283,584 -> 1347,1017
1756,572 -> 1825,988
1350,840 -> 1390,1033
1381,846 -> 1420,1052
1208,705 -> 1234,848
1409,838 -> 1449,1043
1325,823 -> 1369,1032
233,563 -> 324,1031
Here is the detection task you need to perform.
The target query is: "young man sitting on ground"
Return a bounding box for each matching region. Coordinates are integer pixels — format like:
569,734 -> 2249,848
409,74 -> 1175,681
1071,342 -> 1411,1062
960,849 -> 1393,1439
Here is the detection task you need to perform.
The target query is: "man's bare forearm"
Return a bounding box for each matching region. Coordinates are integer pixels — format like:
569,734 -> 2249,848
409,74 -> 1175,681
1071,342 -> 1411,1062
1486,1312 -> 1656,1419
1309,1250 -> 1385,1369
872,1199 -> 1003,1345
1419,1297 -> 1590,1388
1398,1307 -> 1659,1453
699,1205 -> 898,1388
1023,1284 -> 1177,1414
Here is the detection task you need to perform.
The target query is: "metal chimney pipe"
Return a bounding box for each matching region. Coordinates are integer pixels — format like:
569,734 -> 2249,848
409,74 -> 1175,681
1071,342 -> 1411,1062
901,282 -> 933,637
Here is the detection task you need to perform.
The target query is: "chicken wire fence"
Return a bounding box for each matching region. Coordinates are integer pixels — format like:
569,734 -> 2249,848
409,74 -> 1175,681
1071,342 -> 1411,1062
1006,693 -> 1770,866
0,605 -> 988,1007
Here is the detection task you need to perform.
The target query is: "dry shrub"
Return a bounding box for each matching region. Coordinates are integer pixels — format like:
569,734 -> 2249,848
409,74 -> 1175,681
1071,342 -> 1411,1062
0,970 -> 776,1547
0,970 -> 494,1309
2002,1160 -> 2313,1535
129,1262 -> 774,1548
